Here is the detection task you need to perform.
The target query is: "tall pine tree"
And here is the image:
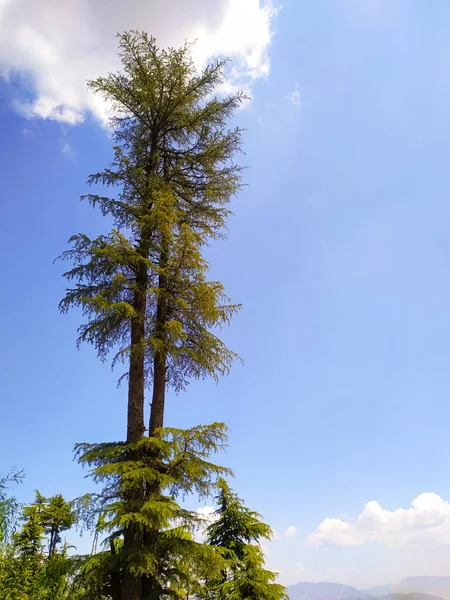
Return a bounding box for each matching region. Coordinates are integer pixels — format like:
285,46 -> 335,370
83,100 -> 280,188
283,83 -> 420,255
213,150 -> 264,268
59,31 -> 245,600
58,30 -> 243,441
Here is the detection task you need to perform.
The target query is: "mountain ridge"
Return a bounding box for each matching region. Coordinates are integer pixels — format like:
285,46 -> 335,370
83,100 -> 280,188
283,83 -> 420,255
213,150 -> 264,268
287,577 -> 450,600
287,581 -> 370,600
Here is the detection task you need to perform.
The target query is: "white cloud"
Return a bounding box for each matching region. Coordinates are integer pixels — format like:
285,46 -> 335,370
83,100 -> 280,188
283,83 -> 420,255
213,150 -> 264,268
0,0 -> 278,125
286,525 -> 297,537
309,492 -> 450,548
287,83 -> 302,108
60,140 -> 77,159
196,505 -> 216,521
193,505 -> 217,541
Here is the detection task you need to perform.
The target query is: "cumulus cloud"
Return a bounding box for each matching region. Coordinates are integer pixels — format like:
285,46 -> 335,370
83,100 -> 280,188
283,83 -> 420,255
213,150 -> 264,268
286,525 -> 297,537
196,505 -> 216,521
309,492 -> 450,548
287,83 -> 302,108
0,0 -> 277,125
193,505 -> 217,541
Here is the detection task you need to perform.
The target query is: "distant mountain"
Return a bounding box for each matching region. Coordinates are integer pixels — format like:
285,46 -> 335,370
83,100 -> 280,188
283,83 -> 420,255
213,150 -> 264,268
382,594 -> 445,600
396,578 -> 450,600
287,579 -> 450,600
364,585 -> 392,597
364,577 -> 450,600
286,581 -> 370,600
401,579 -> 450,589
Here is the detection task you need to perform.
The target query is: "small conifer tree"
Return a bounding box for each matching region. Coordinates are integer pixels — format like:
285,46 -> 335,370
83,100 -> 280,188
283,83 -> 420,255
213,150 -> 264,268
201,479 -> 288,600
11,504 -> 45,594
36,492 -> 77,556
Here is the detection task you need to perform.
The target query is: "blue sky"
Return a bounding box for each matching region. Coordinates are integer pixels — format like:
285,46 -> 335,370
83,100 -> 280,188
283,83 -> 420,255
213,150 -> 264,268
2,0 -> 450,588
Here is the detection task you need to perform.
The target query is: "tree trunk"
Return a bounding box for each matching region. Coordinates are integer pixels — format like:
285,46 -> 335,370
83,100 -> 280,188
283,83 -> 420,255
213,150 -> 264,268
49,526 -> 57,557
136,146 -> 169,600
149,350 -> 166,434
148,148 -> 169,436
126,261 -> 147,443
142,310 -> 167,600
143,225 -> 168,599
122,260 -> 148,600
142,350 -> 167,597
108,539 -> 122,600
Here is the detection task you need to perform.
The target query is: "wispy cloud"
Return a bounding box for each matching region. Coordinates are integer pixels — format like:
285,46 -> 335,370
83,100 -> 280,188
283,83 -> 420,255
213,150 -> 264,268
287,83 -> 302,109
61,140 -> 76,159
22,127 -> 36,140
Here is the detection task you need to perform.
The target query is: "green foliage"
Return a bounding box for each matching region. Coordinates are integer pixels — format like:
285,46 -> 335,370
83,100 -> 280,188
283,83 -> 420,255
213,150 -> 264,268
35,549 -> 77,599
74,423 -> 232,598
198,479 -> 288,600
215,543 -> 288,600
0,469 -> 23,544
35,492 -> 77,556
0,488 -> 82,600
206,478 -> 272,557
58,30 -> 244,393
13,503 -> 45,559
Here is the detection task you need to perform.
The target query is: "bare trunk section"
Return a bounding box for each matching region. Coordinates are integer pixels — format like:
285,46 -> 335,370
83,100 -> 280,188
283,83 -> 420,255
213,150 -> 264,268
122,260 -> 148,600
108,539 -> 122,600
148,143 -> 170,436
126,262 -> 147,443
142,241 -> 168,600
149,350 -> 167,434
122,136 -> 159,600
143,137 -> 169,595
